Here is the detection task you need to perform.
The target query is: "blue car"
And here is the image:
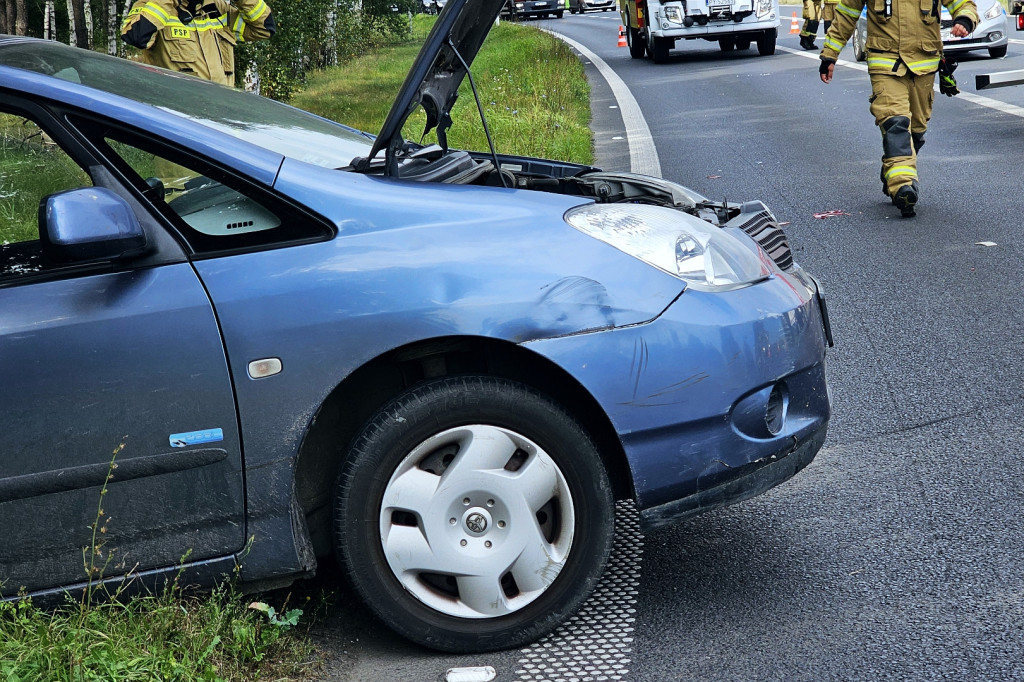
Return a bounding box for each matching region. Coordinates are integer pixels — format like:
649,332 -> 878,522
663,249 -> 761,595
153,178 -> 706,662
0,0 -> 830,653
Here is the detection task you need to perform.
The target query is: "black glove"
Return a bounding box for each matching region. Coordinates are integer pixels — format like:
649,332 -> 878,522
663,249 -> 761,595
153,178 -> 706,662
938,57 -> 959,97
819,57 -> 835,76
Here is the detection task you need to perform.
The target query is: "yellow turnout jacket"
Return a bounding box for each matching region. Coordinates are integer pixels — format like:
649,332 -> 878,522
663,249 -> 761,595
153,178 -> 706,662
121,0 -> 274,86
821,0 -> 978,75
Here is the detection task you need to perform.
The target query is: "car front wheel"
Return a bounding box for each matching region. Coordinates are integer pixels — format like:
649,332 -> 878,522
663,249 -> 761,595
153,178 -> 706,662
990,45 -> 1008,58
334,376 -> 615,652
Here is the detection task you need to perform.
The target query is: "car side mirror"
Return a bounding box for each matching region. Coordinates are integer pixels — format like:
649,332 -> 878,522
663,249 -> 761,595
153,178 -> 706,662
39,187 -> 148,263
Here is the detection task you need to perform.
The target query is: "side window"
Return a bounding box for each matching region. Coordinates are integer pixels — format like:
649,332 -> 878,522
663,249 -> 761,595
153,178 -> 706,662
97,131 -> 328,255
107,139 -> 282,238
0,111 -> 93,282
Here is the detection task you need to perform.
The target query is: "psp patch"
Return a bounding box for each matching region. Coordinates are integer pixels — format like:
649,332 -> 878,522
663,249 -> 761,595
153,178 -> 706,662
169,428 -> 224,448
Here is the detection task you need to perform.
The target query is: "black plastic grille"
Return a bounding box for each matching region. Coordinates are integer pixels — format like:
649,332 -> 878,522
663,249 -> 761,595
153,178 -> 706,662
735,210 -> 794,271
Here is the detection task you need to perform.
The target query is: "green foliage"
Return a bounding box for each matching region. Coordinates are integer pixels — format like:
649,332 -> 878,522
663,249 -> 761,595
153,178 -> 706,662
292,19 -> 595,164
0,587 -> 313,681
236,0 -> 417,101
0,113 -> 92,245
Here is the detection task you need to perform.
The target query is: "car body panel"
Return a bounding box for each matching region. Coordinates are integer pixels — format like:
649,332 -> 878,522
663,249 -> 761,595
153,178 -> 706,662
527,266 -> 829,526
0,264 -> 245,592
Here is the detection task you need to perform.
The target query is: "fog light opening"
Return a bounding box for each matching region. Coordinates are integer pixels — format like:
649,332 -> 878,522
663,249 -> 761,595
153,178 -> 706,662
765,383 -> 787,436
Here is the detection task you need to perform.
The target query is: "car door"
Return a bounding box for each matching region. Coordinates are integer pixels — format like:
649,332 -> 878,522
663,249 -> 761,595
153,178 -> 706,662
0,99 -> 245,595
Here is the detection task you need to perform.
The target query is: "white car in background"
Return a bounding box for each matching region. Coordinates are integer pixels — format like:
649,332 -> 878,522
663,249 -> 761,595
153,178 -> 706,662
852,0 -> 1009,60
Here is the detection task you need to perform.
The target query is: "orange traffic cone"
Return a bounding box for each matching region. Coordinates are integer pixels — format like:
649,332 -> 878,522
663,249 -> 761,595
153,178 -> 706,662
789,12 -> 800,34
618,25 -> 628,47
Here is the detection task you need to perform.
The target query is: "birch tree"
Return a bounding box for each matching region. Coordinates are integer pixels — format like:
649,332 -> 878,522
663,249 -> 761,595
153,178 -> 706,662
107,0 -> 117,53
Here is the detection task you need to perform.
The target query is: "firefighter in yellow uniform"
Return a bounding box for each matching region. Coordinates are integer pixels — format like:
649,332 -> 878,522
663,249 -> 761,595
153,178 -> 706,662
800,0 -> 839,50
120,0 -> 275,86
818,0 -> 977,217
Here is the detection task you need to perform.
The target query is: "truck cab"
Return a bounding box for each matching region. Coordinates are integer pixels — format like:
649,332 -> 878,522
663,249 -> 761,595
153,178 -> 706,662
621,0 -> 780,62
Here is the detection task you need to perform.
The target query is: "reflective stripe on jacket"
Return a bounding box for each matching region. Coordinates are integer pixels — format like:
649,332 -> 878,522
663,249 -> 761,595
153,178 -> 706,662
820,0 -> 978,75
121,0 -> 274,86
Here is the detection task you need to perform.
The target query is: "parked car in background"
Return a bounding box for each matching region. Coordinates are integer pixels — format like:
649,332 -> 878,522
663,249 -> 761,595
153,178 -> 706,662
502,0 -> 565,18
0,0 -> 830,655
852,0 -> 1008,60
569,0 -> 616,13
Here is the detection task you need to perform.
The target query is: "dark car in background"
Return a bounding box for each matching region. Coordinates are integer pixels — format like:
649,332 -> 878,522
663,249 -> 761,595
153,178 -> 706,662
502,0 -> 565,18
569,0 -> 616,12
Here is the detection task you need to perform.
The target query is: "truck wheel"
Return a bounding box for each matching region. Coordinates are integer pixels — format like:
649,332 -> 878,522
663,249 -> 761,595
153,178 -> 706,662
651,35 -> 671,63
334,376 -> 615,653
628,27 -> 647,58
735,37 -> 751,50
756,27 -> 777,56
990,45 -> 1008,58
719,36 -> 736,51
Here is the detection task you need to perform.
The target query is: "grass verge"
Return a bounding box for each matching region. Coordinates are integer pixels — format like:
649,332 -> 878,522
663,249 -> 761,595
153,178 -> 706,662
291,15 -> 595,165
0,586 -> 320,681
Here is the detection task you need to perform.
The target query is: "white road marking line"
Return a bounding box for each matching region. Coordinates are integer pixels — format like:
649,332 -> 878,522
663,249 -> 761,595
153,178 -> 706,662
544,30 -> 663,177
780,44 -> 1024,118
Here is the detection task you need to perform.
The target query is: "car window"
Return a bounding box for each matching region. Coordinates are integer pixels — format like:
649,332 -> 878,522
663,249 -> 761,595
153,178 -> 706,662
107,138 -> 283,237
94,128 -> 330,255
0,109 -> 93,283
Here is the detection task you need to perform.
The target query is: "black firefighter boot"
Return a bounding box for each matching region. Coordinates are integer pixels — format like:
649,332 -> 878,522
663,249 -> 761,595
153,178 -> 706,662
892,181 -> 919,218
800,20 -> 819,49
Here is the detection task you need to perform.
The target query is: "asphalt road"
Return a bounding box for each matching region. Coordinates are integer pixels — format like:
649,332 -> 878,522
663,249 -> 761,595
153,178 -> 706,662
307,10 -> 1024,680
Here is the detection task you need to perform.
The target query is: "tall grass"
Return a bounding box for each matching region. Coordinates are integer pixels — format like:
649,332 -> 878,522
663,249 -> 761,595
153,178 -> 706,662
292,17 -> 594,165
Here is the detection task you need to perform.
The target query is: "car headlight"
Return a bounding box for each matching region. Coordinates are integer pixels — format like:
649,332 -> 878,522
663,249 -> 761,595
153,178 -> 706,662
663,5 -> 684,24
756,0 -> 773,18
565,203 -> 772,291
985,3 -> 1002,20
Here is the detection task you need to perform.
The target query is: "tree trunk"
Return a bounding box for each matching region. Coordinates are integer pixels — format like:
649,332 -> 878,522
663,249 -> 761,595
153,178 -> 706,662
66,0 -> 76,43
71,0 -> 89,47
83,0 -> 93,44
14,0 -> 26,35
107,0 -> 116,53
0,0 -> 7,34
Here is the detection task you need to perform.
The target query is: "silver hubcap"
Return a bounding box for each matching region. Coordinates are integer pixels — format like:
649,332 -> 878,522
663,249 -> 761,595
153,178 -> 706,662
379,424 -> 575,619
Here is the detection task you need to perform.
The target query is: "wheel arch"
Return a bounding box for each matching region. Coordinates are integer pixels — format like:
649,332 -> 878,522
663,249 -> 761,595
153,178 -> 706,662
293,335 -> 635,557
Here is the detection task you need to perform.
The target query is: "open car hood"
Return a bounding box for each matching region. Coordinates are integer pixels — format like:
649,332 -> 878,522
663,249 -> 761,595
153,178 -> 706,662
363,0 -> 507,171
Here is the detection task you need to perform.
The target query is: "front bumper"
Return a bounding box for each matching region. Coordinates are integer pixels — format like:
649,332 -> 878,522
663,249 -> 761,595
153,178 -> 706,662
652,0 -> 779,36
527,266 -> 831,531
515,0 -> 561,12
942,14 -> 1009,52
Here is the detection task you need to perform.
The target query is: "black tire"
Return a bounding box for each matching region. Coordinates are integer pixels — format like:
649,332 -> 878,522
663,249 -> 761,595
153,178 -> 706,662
651,35 -> 671,63
735,36 -> 751,50
852,26 -> 866,61
569,6 -> 577,12
555,10 -> 564,17
334,376 -> 615,653
990,45 -> 1008,58
719,36 -> 736,51
757,27 -> 777,55
628,26 -> 647,58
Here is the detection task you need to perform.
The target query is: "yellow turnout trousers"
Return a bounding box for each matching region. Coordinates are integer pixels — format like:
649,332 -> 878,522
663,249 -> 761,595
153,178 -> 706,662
869,70 -> 935,196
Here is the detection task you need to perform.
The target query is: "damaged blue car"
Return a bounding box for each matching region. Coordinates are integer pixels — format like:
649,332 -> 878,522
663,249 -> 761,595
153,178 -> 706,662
0,0 -> 830,654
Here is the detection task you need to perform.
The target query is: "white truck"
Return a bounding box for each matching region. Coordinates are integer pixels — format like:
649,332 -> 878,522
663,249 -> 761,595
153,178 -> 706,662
619,0 -> 780,62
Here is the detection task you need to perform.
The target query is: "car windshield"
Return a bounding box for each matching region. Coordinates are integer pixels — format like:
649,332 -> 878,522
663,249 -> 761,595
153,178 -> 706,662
0,41 -> 374,169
